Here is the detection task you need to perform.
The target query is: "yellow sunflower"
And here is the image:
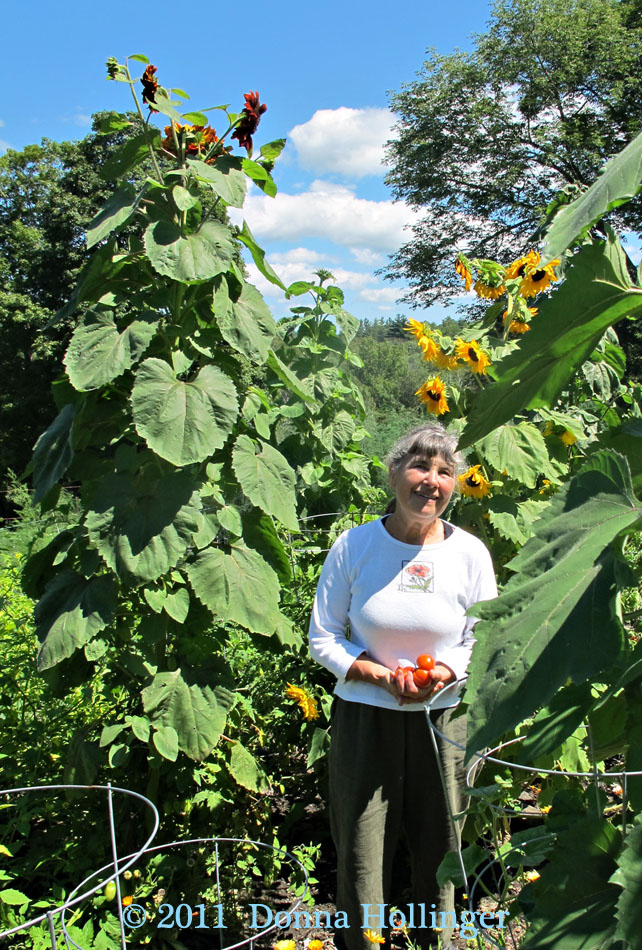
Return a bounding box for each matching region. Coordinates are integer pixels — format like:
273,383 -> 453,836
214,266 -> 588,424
285,684 -> 319,721
433,348 -> 459,371
502,306 -> 536,333
458,465 -> 492,498
455,338 -> 491,374
505,250 -> 540,280
520,258 -> 561,298
455,257 -> 473,291
363,931 -> 385,945
273,942 -> 297,950
416,377 -> 449,416
474,279 -> 506,300
404,318 -> 427,340
417,334 -> 441,363
560,429 -> 577,446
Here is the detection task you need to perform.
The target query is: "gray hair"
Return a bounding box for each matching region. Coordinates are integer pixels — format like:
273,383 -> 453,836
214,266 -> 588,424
384,423 -> 465,479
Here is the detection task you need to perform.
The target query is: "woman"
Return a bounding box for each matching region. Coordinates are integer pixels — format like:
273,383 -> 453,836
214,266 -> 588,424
308,423 -> 497,950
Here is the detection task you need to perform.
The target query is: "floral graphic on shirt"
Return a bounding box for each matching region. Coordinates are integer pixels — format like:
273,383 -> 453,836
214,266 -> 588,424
399,560 -> 434,593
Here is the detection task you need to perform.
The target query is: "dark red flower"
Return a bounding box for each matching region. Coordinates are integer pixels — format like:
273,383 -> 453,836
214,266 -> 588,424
232,90 -> 267,153
141,64 -> 158,109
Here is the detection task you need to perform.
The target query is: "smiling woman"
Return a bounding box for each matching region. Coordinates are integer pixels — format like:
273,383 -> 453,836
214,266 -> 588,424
308,422 -> 497,950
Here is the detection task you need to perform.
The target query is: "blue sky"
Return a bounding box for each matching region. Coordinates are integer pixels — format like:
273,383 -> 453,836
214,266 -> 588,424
2,0 -> 493,324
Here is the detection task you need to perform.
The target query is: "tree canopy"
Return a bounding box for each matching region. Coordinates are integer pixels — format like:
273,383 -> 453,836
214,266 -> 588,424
384,0 -> 642,307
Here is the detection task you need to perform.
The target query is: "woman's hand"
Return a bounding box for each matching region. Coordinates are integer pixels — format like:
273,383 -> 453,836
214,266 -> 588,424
393,662 -> 456,705
346,654 -> 456,705
345,652 -> 399,699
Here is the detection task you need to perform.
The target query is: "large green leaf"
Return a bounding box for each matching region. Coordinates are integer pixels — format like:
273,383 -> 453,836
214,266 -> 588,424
266,349 -> 317,402
187,157 -> 246,208
64,311 -> 156,390
131,358 -> 238,465
86,183 -> 141,249
596,419 -> 642,495
142,669 -> 227,761
519,818 -> 621,949
229,741 -> 265,792
615,814 -> 642,949
459,236 -> 642,449
214,279 -> 275,363
543,126 -> 642,264
31,403 -> 75,503
236,221 -> 285,290
465,452 -> 641,757
478,422 -> 549,488
516,682 -> 594,764
232,435 -> 298,531
241,507 -> 292,585
144,219 -> 234,283
35,572 -> 116,670
315,410 -> 356,453
187,542 -> 281,635
85,469 -> 203,584
100,130 -> 160,181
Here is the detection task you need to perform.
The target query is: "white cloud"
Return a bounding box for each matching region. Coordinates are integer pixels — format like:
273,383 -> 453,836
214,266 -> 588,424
357,286 -> 400,306
238,179 -> 418,252
288,107 -> 395,178
0,119 -> 4,128
350,247 -> 386,267
0,140 -> 9,153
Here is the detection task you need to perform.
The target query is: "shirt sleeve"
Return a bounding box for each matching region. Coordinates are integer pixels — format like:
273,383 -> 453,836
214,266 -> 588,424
308,532 -> 367,682
437,542 -> 498,682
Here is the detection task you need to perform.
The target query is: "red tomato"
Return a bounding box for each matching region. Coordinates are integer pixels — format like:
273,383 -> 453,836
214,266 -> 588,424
416,654 -> 435,671
413,668 -> 433,688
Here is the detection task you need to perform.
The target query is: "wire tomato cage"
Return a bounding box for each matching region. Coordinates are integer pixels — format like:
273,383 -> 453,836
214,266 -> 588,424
424,679 -> 642,950
0,783 -> 310,950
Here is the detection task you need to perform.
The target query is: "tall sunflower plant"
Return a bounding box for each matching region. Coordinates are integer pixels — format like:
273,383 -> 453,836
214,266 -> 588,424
22,56 -> 374,842
406,246 -> 634,577
419,124 -> 642,950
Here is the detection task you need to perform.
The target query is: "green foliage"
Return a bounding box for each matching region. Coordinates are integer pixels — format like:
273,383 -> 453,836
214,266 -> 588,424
5,61 -> 376,945
465,451 -> 640,755
459,238 -> 642,449
385,0 -> 642,309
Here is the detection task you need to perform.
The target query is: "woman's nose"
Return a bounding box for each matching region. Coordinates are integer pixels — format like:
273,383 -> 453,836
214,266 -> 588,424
423,467 -> 439,485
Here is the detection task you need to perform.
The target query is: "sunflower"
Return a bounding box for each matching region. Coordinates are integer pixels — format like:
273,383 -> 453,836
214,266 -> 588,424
474,279 -> 506,300
403,318 -> 426,340
433,348 -> 459,371
502,306 -> 536,333
560,429 -> 577,446
505,250 -> 540,280
458,465 -> 492,498
416,377 -> 449,415
455,339 -> 491,374
285,684 -> 319,721
455,257 -> 473,291
273,942 -> 297,950
418,334 -> 441,363
363,932 -> 385,945
520,258 -> 561,298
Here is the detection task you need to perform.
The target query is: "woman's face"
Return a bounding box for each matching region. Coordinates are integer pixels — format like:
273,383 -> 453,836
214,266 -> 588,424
389,453 -> 456,523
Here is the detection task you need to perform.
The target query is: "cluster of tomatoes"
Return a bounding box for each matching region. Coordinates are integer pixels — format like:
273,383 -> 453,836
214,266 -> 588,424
394,653 -> 435,687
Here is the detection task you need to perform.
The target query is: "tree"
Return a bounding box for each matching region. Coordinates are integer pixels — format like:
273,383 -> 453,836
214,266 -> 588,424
384,0 -> 642,308
0,121 -> 146,491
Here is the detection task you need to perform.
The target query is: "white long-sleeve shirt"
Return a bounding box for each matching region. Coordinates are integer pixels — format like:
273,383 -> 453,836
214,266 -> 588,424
309,517 -> 497,711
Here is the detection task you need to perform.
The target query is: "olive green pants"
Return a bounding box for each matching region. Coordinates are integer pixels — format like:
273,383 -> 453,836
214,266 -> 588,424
329,698 -> 468,950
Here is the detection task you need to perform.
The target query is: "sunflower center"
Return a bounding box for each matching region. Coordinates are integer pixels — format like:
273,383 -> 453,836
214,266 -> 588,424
531,269 -> 546,282
427,390 -> 440,401
468,347 -> 479,361
517,263 -> 527,277
466,475 -> 481,487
